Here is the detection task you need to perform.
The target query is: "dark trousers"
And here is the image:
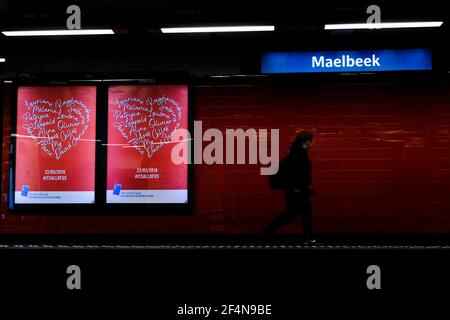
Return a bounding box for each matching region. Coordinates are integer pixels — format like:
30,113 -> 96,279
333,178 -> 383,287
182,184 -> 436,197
265,191 -> 313,237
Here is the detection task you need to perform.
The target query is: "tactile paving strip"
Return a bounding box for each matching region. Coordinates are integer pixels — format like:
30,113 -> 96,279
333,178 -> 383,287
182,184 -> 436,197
1,244 -> 450,250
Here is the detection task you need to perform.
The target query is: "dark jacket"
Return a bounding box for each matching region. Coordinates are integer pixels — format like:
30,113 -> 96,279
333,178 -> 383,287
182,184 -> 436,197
275,149 -> 312,191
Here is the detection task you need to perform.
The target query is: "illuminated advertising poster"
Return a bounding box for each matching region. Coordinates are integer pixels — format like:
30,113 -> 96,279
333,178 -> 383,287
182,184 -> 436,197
14,86 -> 97,204
107,85 -> 188,204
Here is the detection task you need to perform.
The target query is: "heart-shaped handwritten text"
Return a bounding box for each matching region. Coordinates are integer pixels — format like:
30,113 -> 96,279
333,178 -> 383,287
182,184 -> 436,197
22,98 -> 92,160
112,96 -> 182,158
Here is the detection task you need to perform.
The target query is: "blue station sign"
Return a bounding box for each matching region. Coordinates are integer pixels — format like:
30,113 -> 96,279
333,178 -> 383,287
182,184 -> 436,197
261,49 -> 432,73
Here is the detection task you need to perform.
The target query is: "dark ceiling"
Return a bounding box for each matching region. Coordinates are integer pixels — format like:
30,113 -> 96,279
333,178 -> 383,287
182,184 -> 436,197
0,0 -> 447,29
0,1 -> 448,77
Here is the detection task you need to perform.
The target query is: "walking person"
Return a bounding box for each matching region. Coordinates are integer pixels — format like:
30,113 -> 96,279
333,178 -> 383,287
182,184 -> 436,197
265,131 -> 316,244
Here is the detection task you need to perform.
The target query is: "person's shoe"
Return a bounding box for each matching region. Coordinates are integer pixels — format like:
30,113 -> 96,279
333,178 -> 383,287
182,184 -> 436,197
305,238 -> 318,245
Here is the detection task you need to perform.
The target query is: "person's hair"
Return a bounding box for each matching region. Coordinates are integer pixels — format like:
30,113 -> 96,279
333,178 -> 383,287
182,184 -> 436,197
290,131 -> 313,153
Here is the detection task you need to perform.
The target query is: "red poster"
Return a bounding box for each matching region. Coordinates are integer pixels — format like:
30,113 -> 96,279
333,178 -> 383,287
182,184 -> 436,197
14,86 -> 97,204
106,85 -> 188,203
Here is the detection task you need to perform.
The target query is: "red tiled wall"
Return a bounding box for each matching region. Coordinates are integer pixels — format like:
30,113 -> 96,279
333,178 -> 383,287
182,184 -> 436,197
1,82 -> 450,234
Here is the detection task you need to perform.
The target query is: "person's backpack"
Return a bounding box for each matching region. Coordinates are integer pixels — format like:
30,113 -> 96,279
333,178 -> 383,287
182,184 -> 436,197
268,167 -> 284,189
